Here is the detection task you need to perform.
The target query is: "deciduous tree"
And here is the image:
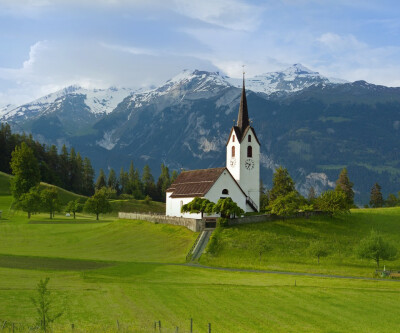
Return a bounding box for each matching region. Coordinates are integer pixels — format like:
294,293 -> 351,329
316,190 -> 349,216
84,188 -> 112,220
181,197 -> 215,218
268,191 -> 301,218
66,200 -> 83,219
10,142 -> 41,200
357,230 -> 397,267
213,197 -> 244,219
31,278 -> 63,332
17,186 -> 41,218
307,241 -> 329,264
40,187 -> 60,219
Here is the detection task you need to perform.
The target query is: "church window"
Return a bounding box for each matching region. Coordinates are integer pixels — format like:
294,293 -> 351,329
222,189 -> 229,195
232,146 -> 235,157
247,146 -> 252,158
233,135 -> 235,142
248,135 -> 251,142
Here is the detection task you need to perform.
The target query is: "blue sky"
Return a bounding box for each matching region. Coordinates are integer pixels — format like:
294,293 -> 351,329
1,0 -> 400,105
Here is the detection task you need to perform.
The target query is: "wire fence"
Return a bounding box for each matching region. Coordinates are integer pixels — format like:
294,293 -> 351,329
0,318 -> 213,333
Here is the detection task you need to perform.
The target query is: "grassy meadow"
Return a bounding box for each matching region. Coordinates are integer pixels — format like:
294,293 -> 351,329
201,208 -> 400,277
1,171 -> 400,332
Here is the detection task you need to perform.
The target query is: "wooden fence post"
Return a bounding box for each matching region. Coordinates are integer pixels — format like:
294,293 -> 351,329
116,319 -> 120,330
71,323 -> 75,330
159,320 -> 161,333
190,318 -> 193,333
208,323 -> 211,333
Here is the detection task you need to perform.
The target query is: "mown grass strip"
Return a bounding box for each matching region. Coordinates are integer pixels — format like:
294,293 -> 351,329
0,254 -> 114,271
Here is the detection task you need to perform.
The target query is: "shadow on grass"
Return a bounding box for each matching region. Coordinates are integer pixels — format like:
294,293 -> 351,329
0,254 -> 114,271
28,220 -> 111,224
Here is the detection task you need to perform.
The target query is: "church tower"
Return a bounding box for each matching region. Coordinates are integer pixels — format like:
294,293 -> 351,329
226,77 -> 260,211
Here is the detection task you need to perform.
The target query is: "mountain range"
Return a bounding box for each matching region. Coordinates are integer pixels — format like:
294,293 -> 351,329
1,64 -> 399,204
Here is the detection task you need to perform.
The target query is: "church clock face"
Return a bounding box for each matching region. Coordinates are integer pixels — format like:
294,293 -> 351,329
245,158 -> 254,170
230,158 -> 236,167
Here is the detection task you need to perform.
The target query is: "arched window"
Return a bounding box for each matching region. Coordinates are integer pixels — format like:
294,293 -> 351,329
222,189 -> 229,195
233,135 -> 235,142
247,146 -> 252,158
248,135 -> 251,142
232,146 -> 235,157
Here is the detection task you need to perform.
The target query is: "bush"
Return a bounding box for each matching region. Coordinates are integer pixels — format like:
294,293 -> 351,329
217,217 -> 229,227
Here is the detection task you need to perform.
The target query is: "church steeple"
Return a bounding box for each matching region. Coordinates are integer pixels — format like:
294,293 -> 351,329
237,75 -> 250,131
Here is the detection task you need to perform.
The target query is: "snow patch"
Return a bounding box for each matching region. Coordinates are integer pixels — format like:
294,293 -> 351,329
96,130 -> 119,150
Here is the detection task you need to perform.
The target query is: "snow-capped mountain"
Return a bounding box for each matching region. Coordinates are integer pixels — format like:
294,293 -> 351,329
3,64 -> 400,204
227,64 -> 346,94
1,64 -> 343,125
1,85 -> 134,122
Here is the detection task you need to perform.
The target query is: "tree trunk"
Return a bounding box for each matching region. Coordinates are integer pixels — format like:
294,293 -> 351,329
73,212 -> 76,219
377,257 -> 380,268
28,211 -> 31,219
50,211 -> 52,219
96,213 -> 99,220
318,255 -> 320,264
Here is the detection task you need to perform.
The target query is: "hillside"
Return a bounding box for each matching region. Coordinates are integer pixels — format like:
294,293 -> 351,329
201,208 -> 400,277
0,205 -> 400,331
2,65 -> 400,204
0,171 -> 85,206
0,171 -> 166,217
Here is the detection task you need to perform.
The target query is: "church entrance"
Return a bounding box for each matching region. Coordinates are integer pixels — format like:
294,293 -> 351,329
204,218 -> 217,229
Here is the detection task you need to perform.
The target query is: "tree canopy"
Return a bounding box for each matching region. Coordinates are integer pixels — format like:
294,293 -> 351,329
370,183 -> 384,208
84,188 -> 112,220
357,230 -> 397,267
213,197 -> 244,219
335,168 -> 354,206
10,142 -> 41,200
316,190 -> 349,216
269,166 -> 296,202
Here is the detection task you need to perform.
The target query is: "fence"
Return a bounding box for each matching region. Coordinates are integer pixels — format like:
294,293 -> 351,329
0,319 -> 213,332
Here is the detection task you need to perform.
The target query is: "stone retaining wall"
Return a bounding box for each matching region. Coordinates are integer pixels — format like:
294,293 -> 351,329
119,211 -> 327,232
229,211 -> 327,226
118,212 -> 204,232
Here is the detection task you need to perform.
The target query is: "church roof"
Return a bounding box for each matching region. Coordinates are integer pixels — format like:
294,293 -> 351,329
167,167 -> 225,198
225,76 -> 260,146
237,77 -> 250,131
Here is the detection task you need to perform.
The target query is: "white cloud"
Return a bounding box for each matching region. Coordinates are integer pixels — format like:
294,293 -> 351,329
173,0 -> 262,32
317,33 -> 367,52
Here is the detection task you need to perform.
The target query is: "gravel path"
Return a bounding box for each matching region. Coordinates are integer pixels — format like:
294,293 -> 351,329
184,262 -> 400,283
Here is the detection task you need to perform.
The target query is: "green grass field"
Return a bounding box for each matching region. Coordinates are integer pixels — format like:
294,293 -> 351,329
1,172 -> 400,332
201,208 -> 400,277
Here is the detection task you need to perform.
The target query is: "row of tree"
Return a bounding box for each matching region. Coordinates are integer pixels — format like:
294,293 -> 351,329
259,167 -> 355,217
4,124 -> 179,202
17,185 -> 113,221
369,182 -> 400,208
1,123 -> 95,196
94,163 -> 178,202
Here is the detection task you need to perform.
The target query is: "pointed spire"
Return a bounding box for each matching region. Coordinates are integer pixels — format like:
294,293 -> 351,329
237,71 -> 250,131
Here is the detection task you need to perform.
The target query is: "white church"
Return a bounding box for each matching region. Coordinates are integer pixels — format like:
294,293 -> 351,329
166,78 -> 260,219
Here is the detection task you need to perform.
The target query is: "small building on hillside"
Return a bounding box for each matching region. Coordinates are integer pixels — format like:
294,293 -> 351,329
166,77 -> 260,218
